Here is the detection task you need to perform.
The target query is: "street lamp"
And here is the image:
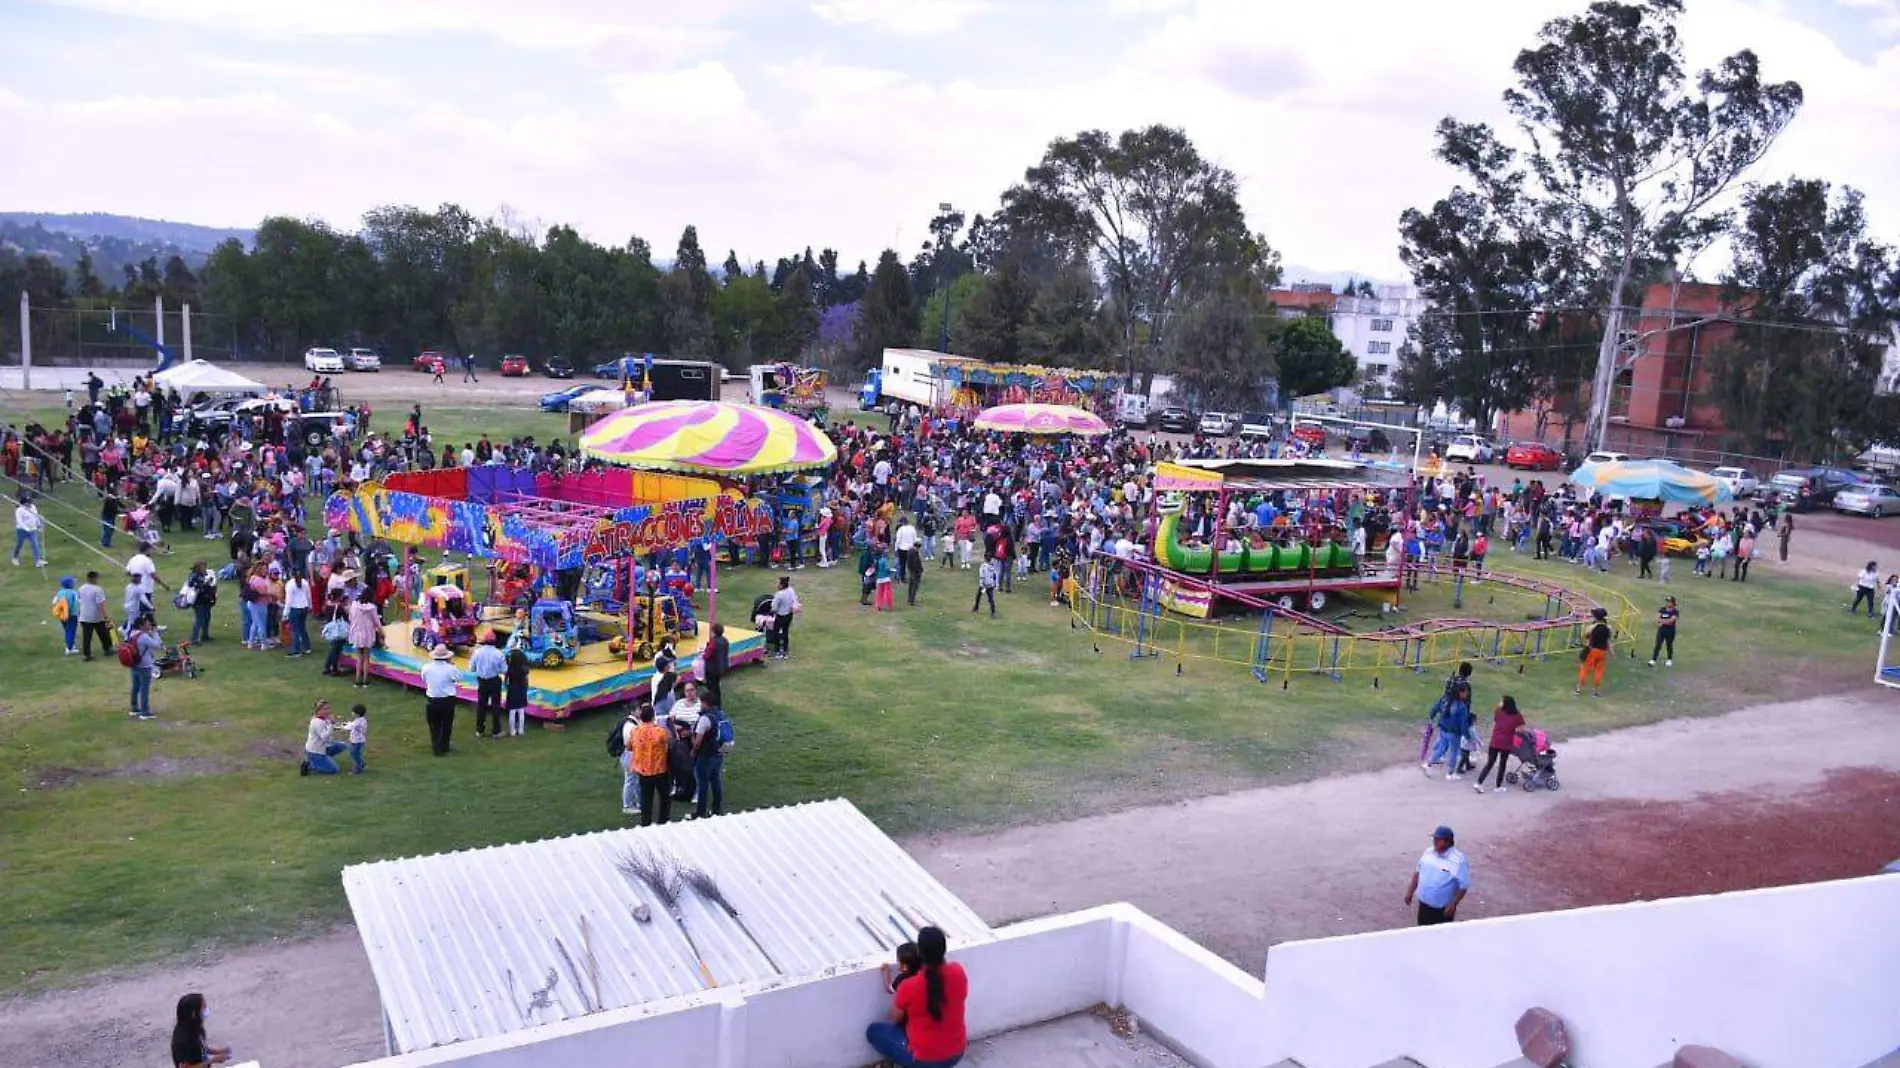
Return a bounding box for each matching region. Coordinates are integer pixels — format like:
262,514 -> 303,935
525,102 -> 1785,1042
937,202 -> 956,352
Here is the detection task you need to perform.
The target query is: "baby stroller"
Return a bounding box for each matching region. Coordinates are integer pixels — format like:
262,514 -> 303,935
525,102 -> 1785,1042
124,506 -> 169,553
1506,727 -> 1559,791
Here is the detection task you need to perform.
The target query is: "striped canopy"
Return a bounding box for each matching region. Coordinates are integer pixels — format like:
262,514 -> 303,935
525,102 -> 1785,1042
1567,458 -> 1735,506
972,402 -> 1110,436
579,401 -> 836,475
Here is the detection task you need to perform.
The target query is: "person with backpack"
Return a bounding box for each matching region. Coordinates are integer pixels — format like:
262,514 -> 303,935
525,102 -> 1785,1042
609,705 -> 640,816
1422,661 -> 1474,780
184,560 -> 218,645
125,616 -> 163,721
691,704 -> 732,819
51,575 -> 79,655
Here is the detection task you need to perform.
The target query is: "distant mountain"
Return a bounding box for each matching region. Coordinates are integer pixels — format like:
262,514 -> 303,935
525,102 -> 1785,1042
0,212 -> 253,286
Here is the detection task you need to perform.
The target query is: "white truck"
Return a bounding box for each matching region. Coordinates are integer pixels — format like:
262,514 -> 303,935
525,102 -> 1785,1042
876,349 -> 971,408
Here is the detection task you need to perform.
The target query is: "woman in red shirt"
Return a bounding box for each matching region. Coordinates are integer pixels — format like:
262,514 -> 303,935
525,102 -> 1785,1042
867,926 -> 968,1067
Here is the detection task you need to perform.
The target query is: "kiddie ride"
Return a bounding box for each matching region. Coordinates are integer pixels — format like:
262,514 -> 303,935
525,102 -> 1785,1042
412,582 -> 481,649
505,598 -> 581,668
1148,458 -> 1403,618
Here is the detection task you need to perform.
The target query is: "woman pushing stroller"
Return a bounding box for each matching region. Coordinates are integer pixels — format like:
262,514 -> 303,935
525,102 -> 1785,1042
1472,696 -> 1560,793
1471,696 -> 1526,794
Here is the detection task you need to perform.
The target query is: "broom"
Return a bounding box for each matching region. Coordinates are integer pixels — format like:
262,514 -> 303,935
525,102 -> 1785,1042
614,849 -> 717,988
680,864 -> 783,974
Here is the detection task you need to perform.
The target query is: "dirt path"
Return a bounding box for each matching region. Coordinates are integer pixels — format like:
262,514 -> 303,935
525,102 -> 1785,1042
908,690 -> 1900,965
6,693 -> 1898,1068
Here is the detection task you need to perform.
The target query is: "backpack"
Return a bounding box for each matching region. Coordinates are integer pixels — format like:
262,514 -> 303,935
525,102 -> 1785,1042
116,638 -> 139,668
605,717 -> 628,760
49,594 -> 69,623
712,708 -> 735,754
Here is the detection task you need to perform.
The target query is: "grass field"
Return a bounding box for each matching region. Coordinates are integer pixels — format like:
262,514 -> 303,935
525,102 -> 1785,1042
0,402 -> 1879,993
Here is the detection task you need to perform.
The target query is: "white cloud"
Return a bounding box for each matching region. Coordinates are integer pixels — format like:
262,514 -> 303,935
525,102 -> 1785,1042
189,58 -> 407,102
1107,0 -> 1191,14
810,0 -> 993,35
4,0 -> 1896,281
35,0 -> 741,53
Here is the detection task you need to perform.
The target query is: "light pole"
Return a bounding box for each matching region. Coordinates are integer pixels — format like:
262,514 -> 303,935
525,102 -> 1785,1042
936,202 -> 956,352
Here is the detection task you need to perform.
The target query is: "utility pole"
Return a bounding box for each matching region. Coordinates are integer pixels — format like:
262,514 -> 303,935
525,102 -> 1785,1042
19,291 -> 31,390
936,202 -> 957,353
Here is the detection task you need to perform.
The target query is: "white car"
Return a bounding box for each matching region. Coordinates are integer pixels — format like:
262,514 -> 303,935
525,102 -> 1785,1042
344,347 -> 381,371
1198,411 -> 1239,437
1581,450 -> 1630,466
304,347 -> 345,373
1444,435 -> 1494,463
1708,466 -> 1759,498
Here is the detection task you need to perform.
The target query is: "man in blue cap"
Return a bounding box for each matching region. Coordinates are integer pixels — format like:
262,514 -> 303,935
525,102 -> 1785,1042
1404,824 -> 1470,926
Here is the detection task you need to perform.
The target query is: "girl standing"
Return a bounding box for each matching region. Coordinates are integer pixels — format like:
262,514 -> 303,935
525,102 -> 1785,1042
347,595 -> 382,689
505,647 -> 531,737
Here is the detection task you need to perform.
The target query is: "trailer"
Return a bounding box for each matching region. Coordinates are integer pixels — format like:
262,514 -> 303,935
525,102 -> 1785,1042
876,348 -> 972,408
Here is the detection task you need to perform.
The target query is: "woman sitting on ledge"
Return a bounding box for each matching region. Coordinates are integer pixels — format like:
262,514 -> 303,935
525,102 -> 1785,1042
866,925 -> 968,1067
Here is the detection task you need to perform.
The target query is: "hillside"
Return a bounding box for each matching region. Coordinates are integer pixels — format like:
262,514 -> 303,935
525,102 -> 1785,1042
0,213 -> 253,281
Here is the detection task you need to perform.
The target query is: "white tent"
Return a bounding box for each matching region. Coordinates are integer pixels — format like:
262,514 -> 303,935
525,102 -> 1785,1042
152,359 -> 267,396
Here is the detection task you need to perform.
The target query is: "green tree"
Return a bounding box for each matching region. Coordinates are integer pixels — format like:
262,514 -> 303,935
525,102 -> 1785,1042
918,272 -> 988,352
710,271 -> 779,367
1001,125 -> 1252,388
1020,260 -> 1110,366
1272,315 -> 1356,400
661,226 -> 715,356
1708,179 -> 1899,456
74,249 -> 106,300
774,268 -> 819,360
1422,0 -> 1802,450
1166,295 -> 1276,411
852,250 -> 918,370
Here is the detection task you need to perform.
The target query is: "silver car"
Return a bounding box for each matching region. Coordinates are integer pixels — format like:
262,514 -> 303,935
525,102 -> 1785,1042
1833,483 -> 1900,518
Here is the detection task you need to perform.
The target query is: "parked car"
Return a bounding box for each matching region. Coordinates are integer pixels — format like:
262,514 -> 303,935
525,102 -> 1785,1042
1504,441 -> 1564,471
1581,450 -> 1630,466
543,355 -> 574,379
1238,412 -> 1275,440
182,396 -> 299,439
1290,421 -> 1327,449
539,384 -> 597,413
1345,425 -> 1393,454
1198,411 -> 1239,437
1155,406 -> 1196,433
343,347 -> 381,371
303,347 -> 345,374
1444,435 -> 1494,463
500,354 -> 530,376
1832,483 -> 1900,518
1708,466 -> 1760,498
1766,467 -> 1861,512
413,350 -> 446,374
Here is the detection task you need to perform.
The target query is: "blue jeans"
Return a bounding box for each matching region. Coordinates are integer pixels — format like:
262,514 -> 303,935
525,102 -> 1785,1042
61,618 -> 78,651
324,638 -> 347,674
101,520 -> 115,548
622,762 -> 640,810
348,741 -> 366,772
694,755 -> 725,817
13,528 -> 43,563
129,668 -> 152,717
191,603 -> 213,643
305,741 -> 347,774
1428,720 -> 1467,769
288,607 -> 311,654
866,1022 -> 962,1068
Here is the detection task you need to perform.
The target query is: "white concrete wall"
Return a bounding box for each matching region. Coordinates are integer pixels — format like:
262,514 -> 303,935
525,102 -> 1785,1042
325,879 -> 1900,1068
1259,874 -> 1900,1068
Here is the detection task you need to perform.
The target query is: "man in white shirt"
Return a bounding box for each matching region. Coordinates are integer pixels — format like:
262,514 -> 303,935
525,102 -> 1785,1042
125,542 -> 161,598
894,517 -> 923,604
419,645 -> 463,755
768,576 -> 801,660
981,490 -> 1003,525
77,570 -> 112,659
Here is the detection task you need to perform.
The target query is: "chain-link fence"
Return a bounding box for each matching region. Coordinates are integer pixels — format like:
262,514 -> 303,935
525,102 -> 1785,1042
3,303 -> 258,370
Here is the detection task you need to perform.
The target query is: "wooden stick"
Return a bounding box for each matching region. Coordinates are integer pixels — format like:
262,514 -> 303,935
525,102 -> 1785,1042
554,938 -> 595,1013
881,890 -> 930,932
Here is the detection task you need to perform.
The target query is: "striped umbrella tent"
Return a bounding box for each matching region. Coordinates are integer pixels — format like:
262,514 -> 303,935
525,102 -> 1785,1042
972,402 -> 1111,437
578,401 -> 837,475
1566,458 -> 1735,506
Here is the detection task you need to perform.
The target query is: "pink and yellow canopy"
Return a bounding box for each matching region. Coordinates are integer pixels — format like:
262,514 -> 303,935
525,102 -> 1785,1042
972,402 -> 1110,437
579,401 -> 837,475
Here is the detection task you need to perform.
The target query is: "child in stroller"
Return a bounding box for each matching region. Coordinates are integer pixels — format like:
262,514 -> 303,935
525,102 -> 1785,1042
1506,726 -> 1559,791
124,506 -> 169,553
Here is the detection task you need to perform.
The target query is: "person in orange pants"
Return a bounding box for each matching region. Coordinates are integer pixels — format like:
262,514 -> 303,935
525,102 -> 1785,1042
1575,606 -> 1612,696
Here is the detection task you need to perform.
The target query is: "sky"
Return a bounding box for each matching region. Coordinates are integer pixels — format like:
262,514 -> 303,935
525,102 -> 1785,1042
0,0 -> 1896,282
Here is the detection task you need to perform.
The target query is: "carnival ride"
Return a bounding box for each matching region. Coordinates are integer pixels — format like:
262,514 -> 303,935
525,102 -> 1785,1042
505,599 -> 581,668
1075,553 -> 1638,687
1146,458 -> 1402,617
412,583 -> 480,650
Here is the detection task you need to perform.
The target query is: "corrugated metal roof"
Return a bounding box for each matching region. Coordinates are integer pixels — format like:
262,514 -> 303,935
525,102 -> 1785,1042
341,799 -> 992,1053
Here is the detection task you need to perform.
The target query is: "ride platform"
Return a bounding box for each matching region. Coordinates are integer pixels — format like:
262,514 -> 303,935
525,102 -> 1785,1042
341,610 -> 765,720
1155,564 -> 1401,618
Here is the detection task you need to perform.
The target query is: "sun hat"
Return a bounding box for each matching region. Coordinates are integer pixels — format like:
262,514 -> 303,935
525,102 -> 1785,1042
430,645 -> 453,660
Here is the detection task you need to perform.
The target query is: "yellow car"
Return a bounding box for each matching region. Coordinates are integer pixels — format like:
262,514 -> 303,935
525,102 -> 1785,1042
1648,519 -> 1707,557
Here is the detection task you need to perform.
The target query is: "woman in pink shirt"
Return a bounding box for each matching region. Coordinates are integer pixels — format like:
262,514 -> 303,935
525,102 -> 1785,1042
1734,530 -> 1755,583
